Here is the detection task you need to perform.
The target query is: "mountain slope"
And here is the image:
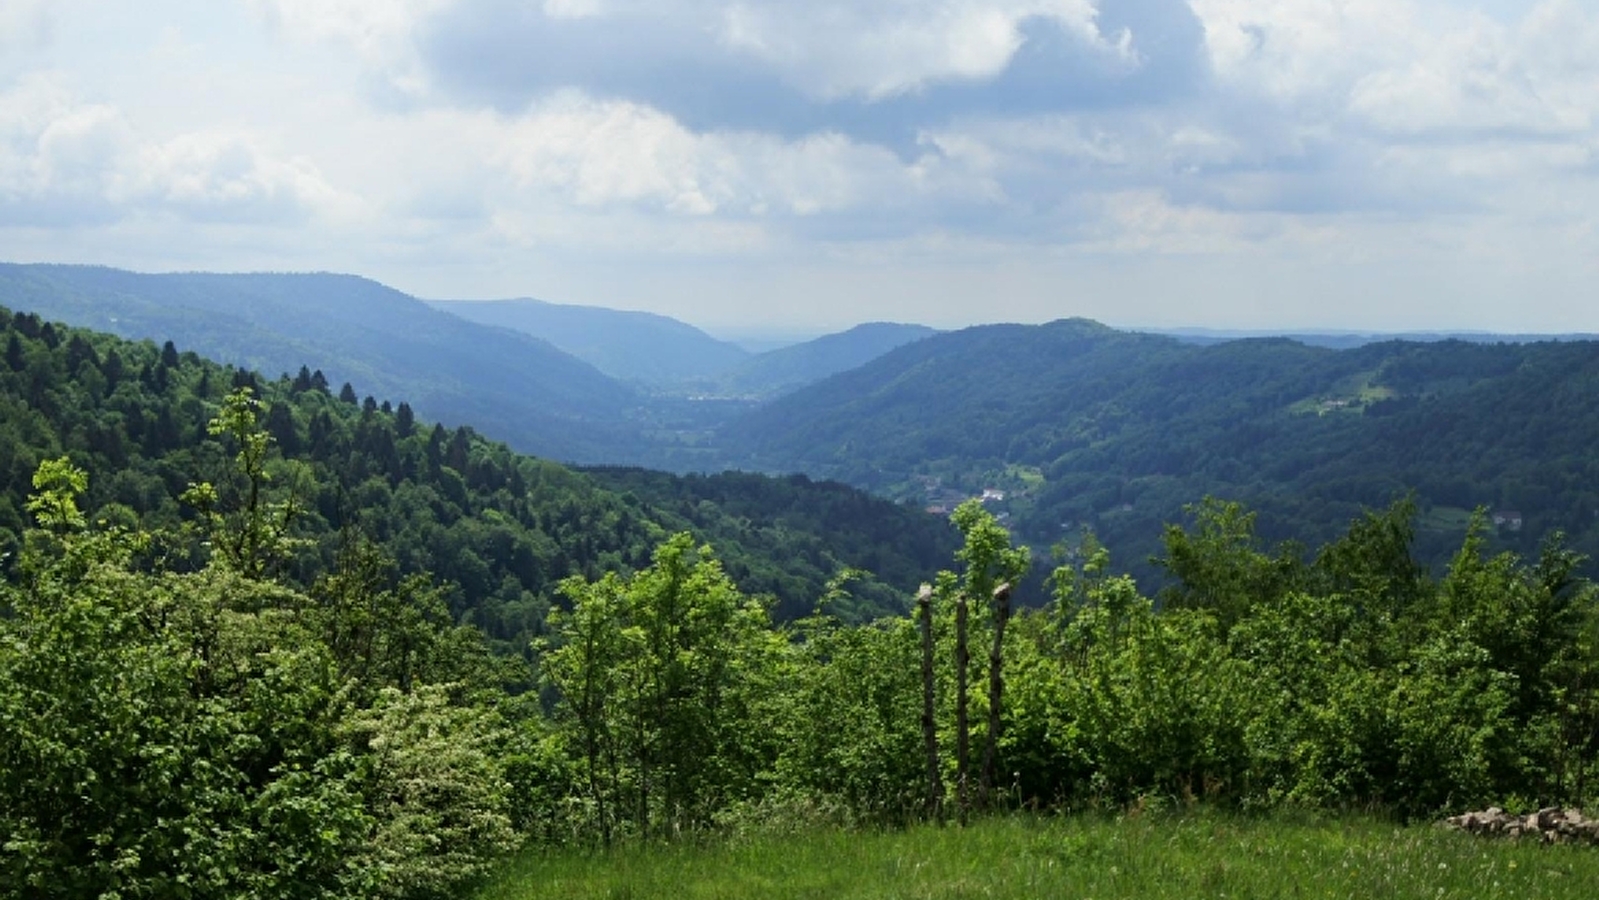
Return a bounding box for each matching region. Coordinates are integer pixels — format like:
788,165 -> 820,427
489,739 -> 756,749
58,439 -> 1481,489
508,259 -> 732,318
723,318 -> 1599,581
726,319 -> 1199,476
0,302 -> 957,633
0,264 -> 644,463
431,298 -> 750,385
697,321 -> 939,399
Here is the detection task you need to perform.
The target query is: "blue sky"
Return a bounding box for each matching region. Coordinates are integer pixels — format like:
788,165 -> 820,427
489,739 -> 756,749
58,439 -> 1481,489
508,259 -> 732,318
2,0 -> 1596,333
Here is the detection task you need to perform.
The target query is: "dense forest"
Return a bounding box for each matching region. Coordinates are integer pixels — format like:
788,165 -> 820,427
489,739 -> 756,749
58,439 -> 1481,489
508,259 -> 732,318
0,306 -> 957,646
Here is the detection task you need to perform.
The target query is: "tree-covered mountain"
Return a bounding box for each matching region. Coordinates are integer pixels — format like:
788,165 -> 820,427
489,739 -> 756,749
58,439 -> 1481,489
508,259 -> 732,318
690,321 -> 939,399
430,297 -> 750,385
0,304 -> 957,645
0,264 -> 649,463
721,318 -> 1599,582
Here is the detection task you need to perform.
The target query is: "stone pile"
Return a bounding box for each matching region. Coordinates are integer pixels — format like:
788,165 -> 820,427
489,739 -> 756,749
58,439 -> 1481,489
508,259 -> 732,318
1444,807 -> 1599,844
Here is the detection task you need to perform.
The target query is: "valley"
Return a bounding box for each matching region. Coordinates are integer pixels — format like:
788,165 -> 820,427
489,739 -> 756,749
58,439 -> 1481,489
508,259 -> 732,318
6,266 -> 1599,898
12,264 -> 1596,598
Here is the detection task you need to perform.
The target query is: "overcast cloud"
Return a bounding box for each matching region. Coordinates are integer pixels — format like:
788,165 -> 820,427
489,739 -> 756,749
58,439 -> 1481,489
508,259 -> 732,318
0,0 -> 1594,332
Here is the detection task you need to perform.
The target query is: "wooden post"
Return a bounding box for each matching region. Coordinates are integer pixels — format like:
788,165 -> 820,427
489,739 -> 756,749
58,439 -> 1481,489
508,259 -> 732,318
979,581 -> 1013,809
955,590 -> 970,826
917,584 -> 943,820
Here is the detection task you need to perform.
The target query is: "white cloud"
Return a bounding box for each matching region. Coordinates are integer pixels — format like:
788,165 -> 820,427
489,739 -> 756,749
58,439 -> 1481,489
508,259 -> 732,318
719,0 -> 1117,99
0,74 -> 351,227
0,74 -> 130,223
542,0 -> 605,19
126,131 -> 351,224
243,0 -> 1134,104
1190,0 -> 1599,137
1345,4 -> 1599,137
244,0 -> 450,51
1188,0 -> 1420,101
386,91 -> 958,221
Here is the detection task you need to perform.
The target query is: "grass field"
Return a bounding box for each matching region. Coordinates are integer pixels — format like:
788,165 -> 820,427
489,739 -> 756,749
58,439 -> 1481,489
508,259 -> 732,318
475,811 -> 1598,899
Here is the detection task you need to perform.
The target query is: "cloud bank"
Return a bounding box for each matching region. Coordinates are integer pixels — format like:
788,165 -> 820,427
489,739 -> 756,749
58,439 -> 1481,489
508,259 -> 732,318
1,0 -> 1595,331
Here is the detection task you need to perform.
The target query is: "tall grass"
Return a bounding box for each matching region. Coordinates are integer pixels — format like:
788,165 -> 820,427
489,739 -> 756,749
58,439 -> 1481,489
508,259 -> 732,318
476,810 -> 1597,899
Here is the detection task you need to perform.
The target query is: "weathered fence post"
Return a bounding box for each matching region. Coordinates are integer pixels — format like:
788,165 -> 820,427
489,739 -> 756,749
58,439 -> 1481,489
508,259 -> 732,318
917,583 -> 943,820
955,590 -> 970,826
979,581 -> 1012,809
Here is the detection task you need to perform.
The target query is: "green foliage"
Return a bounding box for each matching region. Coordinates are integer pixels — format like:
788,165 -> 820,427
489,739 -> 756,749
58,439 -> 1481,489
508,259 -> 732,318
533,493 -> 1599,837
182,387 -> 311,579
0,530 -> 370,897
948,498 -> 1031,605
344,686 -> 519,898
0,461 -> 521,898
538,534 -> 783,839
579,467 -> 958,622
25,455 -> 87,533
769,613 -> 924,820
1157,497 -> 1305,630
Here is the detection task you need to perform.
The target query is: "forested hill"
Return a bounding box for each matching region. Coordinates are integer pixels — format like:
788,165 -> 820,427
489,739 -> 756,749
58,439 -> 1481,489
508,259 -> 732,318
0,263 -> 646,463
688,321 -> 940,399
429,297 -> 750,385
0,305 -> 958,644
722,318 -> 1599,580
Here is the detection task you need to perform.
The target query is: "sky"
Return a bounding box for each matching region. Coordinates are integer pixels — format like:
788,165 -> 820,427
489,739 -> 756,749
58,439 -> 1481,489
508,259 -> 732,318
1,0 -> 1596,334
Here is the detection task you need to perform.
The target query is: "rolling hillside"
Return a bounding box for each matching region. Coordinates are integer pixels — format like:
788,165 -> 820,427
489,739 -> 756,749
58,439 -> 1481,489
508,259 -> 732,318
695,321 -> 939,399
0,264 -> 646,463
0,302 -> 958,633
722,318 -> 1599,581
431,297 -> 750,385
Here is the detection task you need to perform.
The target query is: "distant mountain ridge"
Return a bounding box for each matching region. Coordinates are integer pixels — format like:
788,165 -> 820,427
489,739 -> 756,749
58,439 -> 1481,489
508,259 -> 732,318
690,321 -> 939,399
430,297 -> 750,385
0,264 -> 945,470
430,298 -> 937,399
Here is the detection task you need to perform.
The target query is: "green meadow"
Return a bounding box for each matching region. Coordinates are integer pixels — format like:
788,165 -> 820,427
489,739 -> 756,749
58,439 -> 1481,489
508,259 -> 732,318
476,812 -> 1598,900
